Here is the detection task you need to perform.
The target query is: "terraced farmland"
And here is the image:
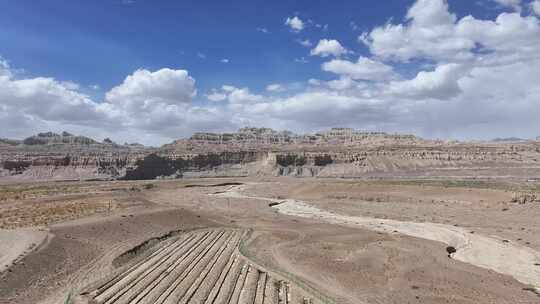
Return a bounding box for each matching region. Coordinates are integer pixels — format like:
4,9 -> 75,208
77,229 -> 321,304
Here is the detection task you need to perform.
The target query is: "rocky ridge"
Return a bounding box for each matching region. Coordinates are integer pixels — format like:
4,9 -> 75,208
1,128 -> 540,181
0,131 -> 150,181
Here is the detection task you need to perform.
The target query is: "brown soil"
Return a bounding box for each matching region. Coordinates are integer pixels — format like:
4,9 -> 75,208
0,178 -> 539,304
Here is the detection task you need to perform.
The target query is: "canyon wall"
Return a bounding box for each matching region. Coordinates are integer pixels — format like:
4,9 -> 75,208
2,128 -> 540,182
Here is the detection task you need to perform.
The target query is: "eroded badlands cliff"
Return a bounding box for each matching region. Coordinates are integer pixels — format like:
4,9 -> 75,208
2,128 -> 540,181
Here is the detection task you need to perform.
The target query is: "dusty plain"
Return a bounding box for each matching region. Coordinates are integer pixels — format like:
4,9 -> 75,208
1,177 -> 540,304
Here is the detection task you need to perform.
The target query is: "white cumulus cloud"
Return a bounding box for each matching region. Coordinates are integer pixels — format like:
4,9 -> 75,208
297,39 -> 312,47
310,39 -> 349,57
322,57 -> 396,81
266,84 -> 286,92
493,0 -> 522,12
388,63 -> 468,99
105,68 -> 196,110
3,0 -> 540,144
0,61 -> 231,145
285,16 -> 304,32
532,0 -> 540,15
206,92 -> 227,102
361,0 -> 474,62
256,27 -> 270,34
361,0 -> 540,63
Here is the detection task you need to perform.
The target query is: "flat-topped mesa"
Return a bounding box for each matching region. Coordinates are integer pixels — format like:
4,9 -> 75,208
136,128 -> 540,180
188,128 -> 294,145
315,128 -> 425,146
164,127 -> 429,153
21,131 -> 98,146
2,128 -> 540,181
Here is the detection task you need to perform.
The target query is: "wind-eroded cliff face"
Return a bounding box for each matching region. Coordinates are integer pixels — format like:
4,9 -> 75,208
2,128 -> 540,181
122,151 -> 266,180
270,146 -> 540,178
0,132 -> 148,181
0,152 -> 140,182
118,144 -> 540,180
3,147 -> 540,181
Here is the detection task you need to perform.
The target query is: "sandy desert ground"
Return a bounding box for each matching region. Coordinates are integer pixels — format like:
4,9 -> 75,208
1,177 -> 540,304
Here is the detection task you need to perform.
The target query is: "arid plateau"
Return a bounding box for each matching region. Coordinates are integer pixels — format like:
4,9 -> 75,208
1,128 -> 540,304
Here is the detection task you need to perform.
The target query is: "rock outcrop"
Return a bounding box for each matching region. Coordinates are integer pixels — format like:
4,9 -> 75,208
2,128 -> 540,181
0,132 -> 149,181
21,131 -> 98,146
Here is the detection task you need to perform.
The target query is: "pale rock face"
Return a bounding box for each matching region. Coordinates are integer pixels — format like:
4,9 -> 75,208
2,127 -> 540,181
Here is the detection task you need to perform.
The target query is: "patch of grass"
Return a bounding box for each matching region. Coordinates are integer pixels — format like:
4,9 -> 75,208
0,184 -> 83,202
0,199 -> 124,229
64,291 -> 72,304
368,179 -> 514,190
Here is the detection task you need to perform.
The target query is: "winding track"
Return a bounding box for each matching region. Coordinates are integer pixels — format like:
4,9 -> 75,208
77,228 -> 319,304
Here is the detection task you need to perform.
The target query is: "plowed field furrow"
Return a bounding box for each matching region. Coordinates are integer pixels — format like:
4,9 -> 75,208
166,231 -> 233,304
254,272 -> 267,304
192,236 -> 242,304
204,254 -> 241,304
100,231 -> 213,304
95,232 -> 206,303
277,281 -> 288,304
80,229 -> 324,304
155,230 -> 227,304
113,231 -> 224,304
180,232 -> 241,304
94,233 -> 194,297
125,232 -> 219,304
126,231 -> 222,304
228,264 -> 250,304
238,266 -> 260,304
213,258 -> 246,304
265,278 -> 279,304
129,230 -> 224,304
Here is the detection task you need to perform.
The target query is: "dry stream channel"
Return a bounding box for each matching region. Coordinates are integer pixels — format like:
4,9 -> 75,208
214,185 -> 540,292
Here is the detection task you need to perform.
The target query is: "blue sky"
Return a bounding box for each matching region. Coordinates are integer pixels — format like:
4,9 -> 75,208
0,0 -> 502,98
1,0 -> 540,145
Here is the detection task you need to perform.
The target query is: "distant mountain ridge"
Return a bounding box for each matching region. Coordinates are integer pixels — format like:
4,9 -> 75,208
1,131 -> 146,147
0,138 -> 21,146
163,127 -> 430,153
21,131 -> 98,146
2,127 -> 540,182
491,137 -> 526,142
2,128 -> 537,148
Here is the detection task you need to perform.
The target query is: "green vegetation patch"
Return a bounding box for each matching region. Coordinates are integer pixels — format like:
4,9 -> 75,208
0,184 -> 83,201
